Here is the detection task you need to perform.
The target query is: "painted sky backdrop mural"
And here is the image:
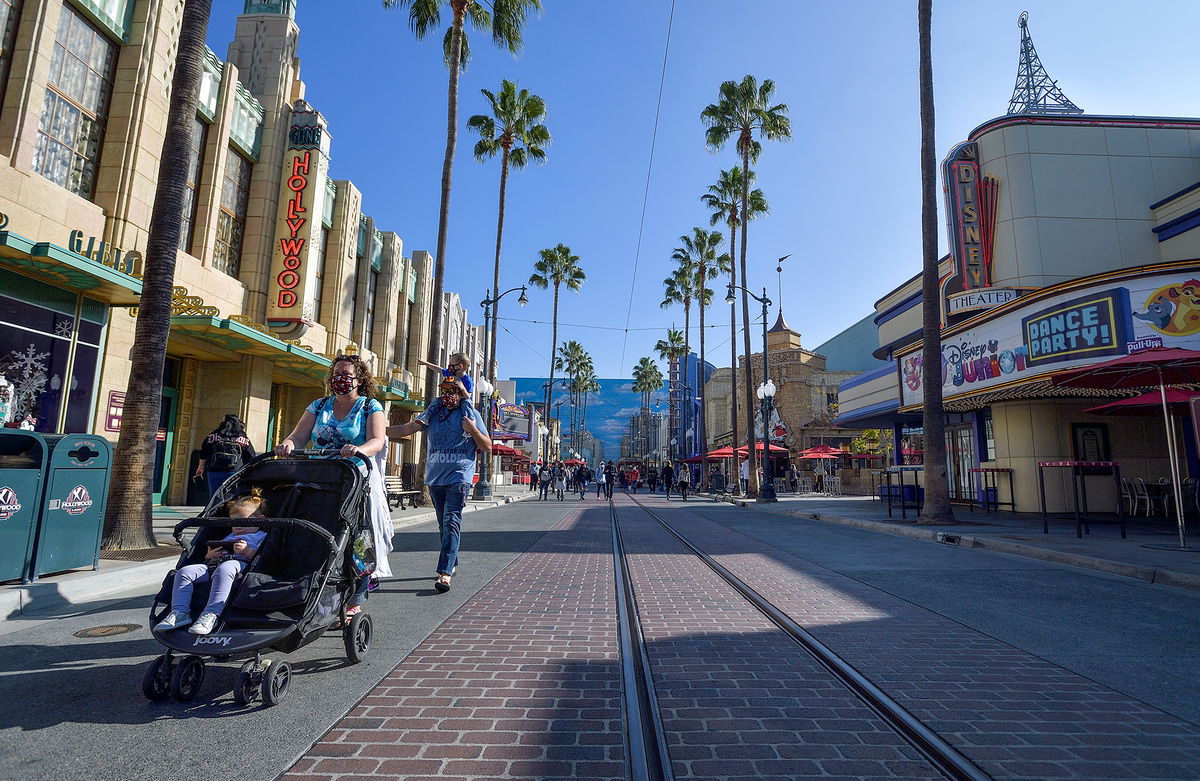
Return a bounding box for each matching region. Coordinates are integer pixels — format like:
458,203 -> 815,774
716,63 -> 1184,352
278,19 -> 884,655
511,377 -> 669,463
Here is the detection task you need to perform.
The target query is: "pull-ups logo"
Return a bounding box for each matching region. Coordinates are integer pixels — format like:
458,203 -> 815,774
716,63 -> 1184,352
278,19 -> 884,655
0,487 -> 21,519
61,485 -> 94,515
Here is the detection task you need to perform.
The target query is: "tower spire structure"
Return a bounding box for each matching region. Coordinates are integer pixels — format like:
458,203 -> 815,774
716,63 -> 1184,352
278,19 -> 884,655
1006,11 -> 1082,116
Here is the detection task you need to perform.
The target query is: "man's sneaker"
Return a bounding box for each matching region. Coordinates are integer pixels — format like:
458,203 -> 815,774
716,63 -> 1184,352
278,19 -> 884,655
188,612 -> 218,635
153,611 -> 192,632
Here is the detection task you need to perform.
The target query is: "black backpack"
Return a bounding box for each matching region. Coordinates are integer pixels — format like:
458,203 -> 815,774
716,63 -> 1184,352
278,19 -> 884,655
208,437 -> 243,472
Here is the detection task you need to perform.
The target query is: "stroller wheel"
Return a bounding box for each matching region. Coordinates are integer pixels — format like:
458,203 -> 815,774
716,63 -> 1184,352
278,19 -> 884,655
262,660 -> 291,706
169,655 -> 205,702
142,655 -> 171,701
344,611 -> 372,664
233,661 -> 259,706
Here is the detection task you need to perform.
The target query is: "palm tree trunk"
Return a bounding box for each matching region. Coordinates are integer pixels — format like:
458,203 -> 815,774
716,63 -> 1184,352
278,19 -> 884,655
683,301 -> 691,459
102,0 -> 212,550
488,144 -> 511,384
698,258 -> 709,488
739,150 -> 759,496
728,220 -> 739,493
917,0 -> 953,523
426,0 -> 467,400
544,283 -> 560,460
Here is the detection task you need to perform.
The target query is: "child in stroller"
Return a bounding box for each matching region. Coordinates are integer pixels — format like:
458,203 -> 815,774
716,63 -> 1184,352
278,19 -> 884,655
154,489 -> 266,635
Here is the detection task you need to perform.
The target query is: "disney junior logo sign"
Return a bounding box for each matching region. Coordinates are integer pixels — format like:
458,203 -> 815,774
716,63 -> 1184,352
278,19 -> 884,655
61,485 -> 94,515
0,486 -> 21,519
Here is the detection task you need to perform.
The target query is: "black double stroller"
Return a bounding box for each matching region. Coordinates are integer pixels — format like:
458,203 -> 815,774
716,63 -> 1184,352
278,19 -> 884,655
142,452 -> 376,706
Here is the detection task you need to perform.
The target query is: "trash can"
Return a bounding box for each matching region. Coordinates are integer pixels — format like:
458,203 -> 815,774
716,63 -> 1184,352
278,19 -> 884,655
0,431 -> 47,583
31,434 -> 112,580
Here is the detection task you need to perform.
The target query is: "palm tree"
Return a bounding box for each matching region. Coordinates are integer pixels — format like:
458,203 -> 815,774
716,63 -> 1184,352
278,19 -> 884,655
382,0 -> 541,398
529,243 -> 585,453
467,79 -> 550,384
102,0 -> 213,550
917,0 -> 954,524
673,227 -> 730,485
631,356 -> 664,460
702,167 -> 767,491
555,339 -> 587,449
702,75 -> 791,497
654,327 -> 687,460
661,266 -> 696,458
576,365 -> 600,454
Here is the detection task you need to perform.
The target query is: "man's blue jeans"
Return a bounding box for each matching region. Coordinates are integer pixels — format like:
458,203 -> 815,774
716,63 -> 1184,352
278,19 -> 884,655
429,482 -> 468,576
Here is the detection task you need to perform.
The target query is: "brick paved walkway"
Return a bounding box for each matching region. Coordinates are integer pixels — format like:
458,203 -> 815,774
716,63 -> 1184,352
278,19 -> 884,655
639,495 -> 1200,780
281,505 -> 624,781
613,499 -> 942,780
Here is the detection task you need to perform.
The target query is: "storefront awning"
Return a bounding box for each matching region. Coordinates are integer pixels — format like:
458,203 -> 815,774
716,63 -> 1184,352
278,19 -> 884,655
169,315 -> 331,381
0,230 -> 142,305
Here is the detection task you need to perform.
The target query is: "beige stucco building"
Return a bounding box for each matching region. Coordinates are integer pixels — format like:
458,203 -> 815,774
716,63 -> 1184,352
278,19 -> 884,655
0,1 -> 466,502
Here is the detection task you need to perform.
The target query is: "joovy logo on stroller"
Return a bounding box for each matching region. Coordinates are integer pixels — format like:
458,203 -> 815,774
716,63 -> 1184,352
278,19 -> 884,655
193,635 -> 231,647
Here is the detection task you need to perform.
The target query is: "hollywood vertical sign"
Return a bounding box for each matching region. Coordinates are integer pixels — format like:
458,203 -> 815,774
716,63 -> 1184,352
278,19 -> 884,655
267,103 -> 331,337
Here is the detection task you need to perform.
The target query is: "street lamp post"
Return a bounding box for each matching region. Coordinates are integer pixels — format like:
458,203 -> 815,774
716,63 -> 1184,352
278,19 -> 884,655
756,378 -> 778,501
726,283 -> 777,502
473,285 -> 529,499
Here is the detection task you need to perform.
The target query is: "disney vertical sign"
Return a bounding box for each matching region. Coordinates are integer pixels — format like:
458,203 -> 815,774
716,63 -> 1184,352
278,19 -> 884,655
942,142 -> 999,290
267,102 -> 331,337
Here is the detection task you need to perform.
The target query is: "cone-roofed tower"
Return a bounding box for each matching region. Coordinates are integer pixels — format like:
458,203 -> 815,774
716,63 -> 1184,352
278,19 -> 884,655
1006,11 -> 1082,115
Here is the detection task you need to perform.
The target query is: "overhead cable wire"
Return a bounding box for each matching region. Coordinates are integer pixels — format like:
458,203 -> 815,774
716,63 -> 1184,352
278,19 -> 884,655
618,0 -> 676,377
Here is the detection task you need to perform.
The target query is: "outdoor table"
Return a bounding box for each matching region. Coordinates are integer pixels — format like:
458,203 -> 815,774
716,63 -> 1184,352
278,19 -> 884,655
884,466 -> 924,520
968,467 -> 1015,513
1037,460 -> 1127,539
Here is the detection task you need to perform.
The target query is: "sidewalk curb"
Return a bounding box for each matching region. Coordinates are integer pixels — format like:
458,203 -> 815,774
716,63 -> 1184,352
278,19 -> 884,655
776,507 -> 1200,593
1,491 -> 535,625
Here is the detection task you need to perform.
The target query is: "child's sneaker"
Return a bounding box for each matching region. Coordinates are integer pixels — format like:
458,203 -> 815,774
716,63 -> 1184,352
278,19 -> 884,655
188,612 -> 218,635
153,611 -> 192,632
366,576 -> 379,593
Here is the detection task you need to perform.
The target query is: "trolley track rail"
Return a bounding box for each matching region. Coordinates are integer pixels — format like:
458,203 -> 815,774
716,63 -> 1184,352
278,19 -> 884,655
610,492 -> 992,781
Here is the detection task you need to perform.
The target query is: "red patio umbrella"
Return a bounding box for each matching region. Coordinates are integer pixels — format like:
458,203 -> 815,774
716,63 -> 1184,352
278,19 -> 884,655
491,443 -> 520,456
799,444 -> 844,456
1052,347 -> 1200,548
1084,388 -> 1200,416
735,442 -> 789,455
799,452 -> 838,460
706,446 -> 740,459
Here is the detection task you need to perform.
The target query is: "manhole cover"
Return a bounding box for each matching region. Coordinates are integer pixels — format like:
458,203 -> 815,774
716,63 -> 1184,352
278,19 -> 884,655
73,624 -> 141,638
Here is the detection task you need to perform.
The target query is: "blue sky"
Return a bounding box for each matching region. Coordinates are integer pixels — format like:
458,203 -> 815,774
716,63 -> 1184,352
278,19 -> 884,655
207,1 -> 1200,381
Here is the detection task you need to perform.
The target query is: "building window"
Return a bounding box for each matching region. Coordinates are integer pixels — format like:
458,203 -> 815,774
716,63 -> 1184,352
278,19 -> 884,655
364,269 -> 378,352
178,117 -> 208,253
312,227 -> 328,322
213,149 -> 252,277
0,0 -> 20,100
32,5 -> 117,198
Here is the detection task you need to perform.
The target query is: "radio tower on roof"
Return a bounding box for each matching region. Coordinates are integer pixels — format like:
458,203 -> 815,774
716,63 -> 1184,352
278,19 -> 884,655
1006,11 -> 1083,115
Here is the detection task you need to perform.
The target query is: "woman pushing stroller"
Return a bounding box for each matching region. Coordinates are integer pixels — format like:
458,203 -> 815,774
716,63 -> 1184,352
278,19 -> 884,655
273,354 -> 393,618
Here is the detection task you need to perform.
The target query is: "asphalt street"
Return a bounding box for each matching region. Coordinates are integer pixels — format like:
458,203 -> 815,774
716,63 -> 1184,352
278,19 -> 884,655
0,495 -> 570,781
1,493 -> 1197,781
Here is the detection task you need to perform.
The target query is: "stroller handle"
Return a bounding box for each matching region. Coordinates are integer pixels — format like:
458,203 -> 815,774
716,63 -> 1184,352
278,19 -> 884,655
254,448 -> 375,470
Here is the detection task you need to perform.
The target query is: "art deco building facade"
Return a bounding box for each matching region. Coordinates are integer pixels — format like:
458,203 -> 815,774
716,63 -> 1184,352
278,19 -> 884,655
0,1 -> 463,502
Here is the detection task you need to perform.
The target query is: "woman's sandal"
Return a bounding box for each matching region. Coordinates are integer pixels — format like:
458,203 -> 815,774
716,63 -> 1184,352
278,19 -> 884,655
434,574 -> 452,593
336,605 -> 361,628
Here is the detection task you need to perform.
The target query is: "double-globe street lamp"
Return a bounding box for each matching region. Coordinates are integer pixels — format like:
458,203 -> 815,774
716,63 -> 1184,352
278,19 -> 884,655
473,285 -> 529,499
725,283 -> 777,502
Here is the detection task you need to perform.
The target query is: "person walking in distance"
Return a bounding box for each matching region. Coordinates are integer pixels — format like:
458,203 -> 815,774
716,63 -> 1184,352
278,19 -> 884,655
195,414 -> 255,499
387,379 -> 491,593
660,461 -> 675,501
603,461 -> 617,500
538,461 -> 553,501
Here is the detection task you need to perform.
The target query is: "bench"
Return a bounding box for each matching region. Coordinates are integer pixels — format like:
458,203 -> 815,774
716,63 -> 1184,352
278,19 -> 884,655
384,475 -> 421,510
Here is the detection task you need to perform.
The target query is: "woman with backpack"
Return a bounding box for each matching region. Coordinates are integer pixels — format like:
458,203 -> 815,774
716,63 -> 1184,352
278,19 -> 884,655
196,414 -> 256,499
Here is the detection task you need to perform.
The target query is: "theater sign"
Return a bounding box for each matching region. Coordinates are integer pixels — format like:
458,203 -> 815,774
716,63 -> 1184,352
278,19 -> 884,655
898,268 -> 1200,407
